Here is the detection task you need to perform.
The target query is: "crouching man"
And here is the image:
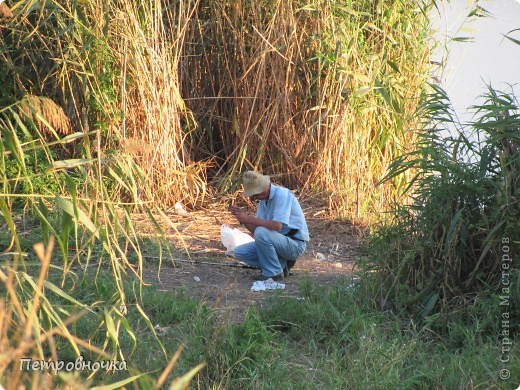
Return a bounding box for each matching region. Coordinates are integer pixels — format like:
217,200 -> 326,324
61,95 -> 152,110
230,171 -> 309,281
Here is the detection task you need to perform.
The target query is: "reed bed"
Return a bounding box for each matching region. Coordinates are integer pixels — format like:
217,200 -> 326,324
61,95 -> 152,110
0,0 -> 205,386
182,0 -> 431,220
2,0 -> 431,216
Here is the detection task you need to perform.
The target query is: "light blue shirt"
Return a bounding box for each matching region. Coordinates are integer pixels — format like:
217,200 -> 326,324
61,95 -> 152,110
256,185 -> 310,242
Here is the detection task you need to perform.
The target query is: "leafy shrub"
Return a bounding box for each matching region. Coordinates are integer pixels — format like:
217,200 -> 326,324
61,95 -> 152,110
367,84 -> 519,320
1,109 -> 67,207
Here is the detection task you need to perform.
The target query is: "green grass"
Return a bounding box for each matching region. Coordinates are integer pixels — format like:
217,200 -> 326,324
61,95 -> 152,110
24,270 -> 517,389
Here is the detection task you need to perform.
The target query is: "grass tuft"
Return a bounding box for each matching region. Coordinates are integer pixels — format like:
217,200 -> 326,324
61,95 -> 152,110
365,84 -> 519,318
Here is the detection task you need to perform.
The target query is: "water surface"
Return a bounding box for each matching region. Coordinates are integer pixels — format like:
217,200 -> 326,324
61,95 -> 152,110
431,0 -> 520,123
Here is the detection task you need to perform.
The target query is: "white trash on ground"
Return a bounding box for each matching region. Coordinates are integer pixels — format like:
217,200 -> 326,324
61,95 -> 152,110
153,324 -> 171,336
251,279 -> 286,291
315,252 -> 327,261
174,202 -> 190,217
220,224 -> 254,256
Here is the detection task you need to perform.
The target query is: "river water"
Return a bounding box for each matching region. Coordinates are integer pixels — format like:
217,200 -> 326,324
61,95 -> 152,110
430,0 -> 520,124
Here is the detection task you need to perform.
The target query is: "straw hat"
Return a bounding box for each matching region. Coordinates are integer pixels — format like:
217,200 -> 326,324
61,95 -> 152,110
242,171 -> 270,197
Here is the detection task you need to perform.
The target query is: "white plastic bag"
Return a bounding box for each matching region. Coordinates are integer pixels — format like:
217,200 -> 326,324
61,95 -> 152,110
220,224 -> 254,256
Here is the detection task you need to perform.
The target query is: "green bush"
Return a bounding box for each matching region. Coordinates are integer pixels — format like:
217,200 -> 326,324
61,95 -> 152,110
1,118 -> 65,203
367,84 -> 519,319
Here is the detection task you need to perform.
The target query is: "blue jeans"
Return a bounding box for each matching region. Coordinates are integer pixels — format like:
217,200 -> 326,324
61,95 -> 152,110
234,227 -> 307,277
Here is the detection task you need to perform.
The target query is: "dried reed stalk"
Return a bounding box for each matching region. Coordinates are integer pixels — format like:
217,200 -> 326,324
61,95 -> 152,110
18,95 -> 71,136
0,2 -> 14,20
105,0 -> 207,206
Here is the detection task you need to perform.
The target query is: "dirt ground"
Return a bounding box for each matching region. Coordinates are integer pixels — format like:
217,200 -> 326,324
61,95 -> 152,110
139,196 -> 366,322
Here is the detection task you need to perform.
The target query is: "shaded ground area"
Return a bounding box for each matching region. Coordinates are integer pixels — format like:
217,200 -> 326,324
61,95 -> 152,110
139,195 -> 366,322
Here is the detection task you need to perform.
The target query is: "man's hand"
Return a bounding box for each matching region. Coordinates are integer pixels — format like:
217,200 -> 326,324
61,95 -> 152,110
229,205 -> 282,233
229,205 -> 242,214
230,205 -> 250,224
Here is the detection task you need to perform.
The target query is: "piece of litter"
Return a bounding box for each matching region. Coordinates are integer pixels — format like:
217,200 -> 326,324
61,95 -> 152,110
174,202 -> 190,217
251,279 -> 285,291
344,283 -> 359,292
221,224 -> 254,254
315,252 -> 326,261
193,276 -> 201,282
153,324 -> 171,336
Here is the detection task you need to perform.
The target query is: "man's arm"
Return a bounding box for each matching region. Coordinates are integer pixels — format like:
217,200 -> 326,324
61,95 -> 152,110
241,222 -> 257,235
241,215 -> 282,233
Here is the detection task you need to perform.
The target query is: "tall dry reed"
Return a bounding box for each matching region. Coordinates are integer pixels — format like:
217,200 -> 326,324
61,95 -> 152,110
182,0 -> 431,221
3,0 -> 431,219
3,0 -> 208,208
106,0 -> 209,206
1,2 -> 206,386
